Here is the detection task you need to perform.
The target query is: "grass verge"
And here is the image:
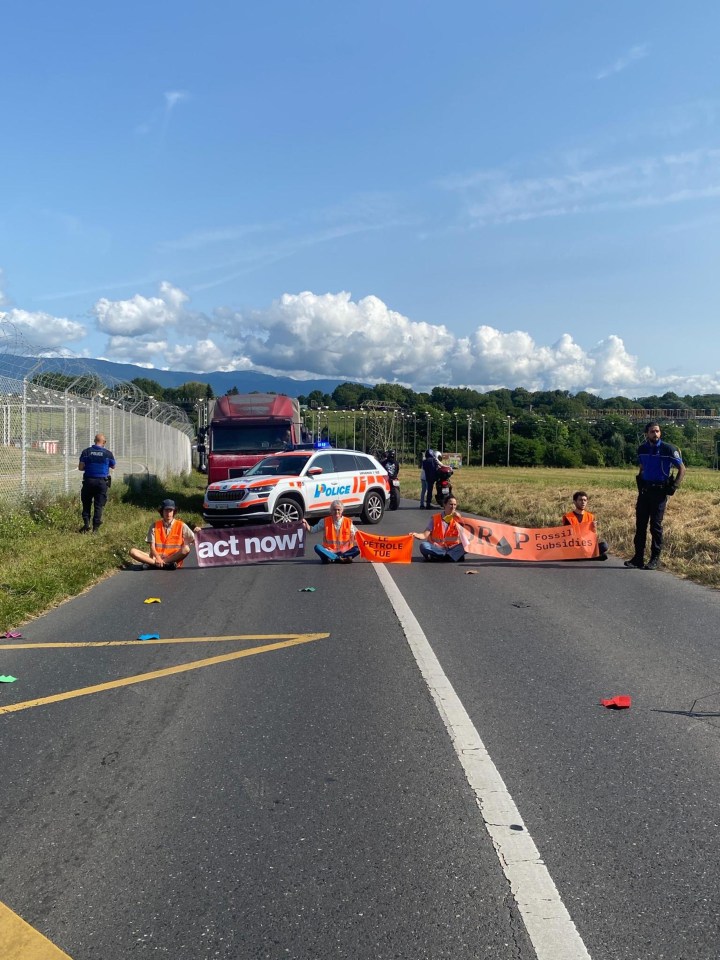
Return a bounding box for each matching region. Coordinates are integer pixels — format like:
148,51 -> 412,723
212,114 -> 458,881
0,472 -> 206,631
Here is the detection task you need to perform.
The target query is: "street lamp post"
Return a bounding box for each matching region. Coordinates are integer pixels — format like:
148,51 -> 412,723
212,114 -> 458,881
481,415 -> 486,468
454,412 -> 458,456
506,416 -> 512,467
466,416 -> 472,466
425,412 -> 431,450
440,413 -> 445,453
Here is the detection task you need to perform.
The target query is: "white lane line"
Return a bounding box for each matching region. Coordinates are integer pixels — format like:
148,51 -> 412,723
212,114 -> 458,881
373,563 -> 591,960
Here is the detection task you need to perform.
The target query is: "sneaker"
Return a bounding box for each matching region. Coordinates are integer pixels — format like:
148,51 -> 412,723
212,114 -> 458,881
162,561 -> 177,570
597,553 -> 609,561
644,558 -> 660,571
79,526 -> 90,534
623,558 -> 643,569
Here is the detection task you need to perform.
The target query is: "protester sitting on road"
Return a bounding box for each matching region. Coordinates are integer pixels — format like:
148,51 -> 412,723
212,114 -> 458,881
411,497 -> 469,562
302,500 -> 360,564
129,499 -> 200,570
562,491 -> 609,560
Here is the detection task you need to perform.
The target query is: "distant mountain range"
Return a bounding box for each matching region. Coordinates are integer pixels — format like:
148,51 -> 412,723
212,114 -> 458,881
1,355 -> 358,398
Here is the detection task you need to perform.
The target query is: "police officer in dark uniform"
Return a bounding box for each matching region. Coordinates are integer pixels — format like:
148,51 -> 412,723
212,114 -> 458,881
78,433 -> 116,532
624,421 -> 686,571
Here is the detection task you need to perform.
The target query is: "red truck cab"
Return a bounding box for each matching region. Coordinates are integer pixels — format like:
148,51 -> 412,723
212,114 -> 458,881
207,393 -> 305,484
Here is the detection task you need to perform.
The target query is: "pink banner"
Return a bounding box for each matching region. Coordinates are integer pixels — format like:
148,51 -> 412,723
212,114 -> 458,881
196,523 -> 306,566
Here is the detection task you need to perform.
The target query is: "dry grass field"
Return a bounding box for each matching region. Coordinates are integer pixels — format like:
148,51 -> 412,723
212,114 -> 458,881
404,466 -> 720,587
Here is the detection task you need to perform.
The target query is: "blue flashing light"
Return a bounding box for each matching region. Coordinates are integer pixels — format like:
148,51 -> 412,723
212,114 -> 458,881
314,440 -> 332,449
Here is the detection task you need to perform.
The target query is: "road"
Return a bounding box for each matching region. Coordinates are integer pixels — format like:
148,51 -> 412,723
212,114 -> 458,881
1,499 -> 720,959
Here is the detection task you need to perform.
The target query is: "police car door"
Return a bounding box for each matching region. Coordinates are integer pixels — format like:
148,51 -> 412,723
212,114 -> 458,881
330,452 -> 364,512
303,452 -> 341,514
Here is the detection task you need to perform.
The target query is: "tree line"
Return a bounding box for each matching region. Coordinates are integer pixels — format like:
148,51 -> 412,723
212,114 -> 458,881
32,373 -> 720,468
295,383 -> 720,468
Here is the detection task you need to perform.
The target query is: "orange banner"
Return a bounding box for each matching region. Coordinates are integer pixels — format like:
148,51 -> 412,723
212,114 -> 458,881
356,530 -> 414,564
457,516 -> 598,561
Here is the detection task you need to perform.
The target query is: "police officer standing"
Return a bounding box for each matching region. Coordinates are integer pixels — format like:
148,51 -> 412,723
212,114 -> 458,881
78,433 -> 116,533
625,421 -> 686,571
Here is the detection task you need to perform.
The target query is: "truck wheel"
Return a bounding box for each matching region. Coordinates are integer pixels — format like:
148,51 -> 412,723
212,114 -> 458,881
360,491 -> 385,524
272,497 -> 304,525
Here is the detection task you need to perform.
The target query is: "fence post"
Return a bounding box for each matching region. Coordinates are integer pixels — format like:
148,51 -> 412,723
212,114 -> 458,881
21,378 -> 27,495
64,391 -> 70,493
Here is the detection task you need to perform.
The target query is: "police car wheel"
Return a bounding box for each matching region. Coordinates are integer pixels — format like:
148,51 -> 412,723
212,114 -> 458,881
360,491 -> 385,525
272,497 -> 304,525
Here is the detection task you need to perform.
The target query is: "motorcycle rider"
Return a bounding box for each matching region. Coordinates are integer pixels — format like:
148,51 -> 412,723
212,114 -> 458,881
434,454 -> 454,507
381,449 -> 399,480
381,449 -> 400,510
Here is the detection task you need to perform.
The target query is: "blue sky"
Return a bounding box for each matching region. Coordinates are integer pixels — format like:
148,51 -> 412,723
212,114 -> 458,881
2,0 -> 719,396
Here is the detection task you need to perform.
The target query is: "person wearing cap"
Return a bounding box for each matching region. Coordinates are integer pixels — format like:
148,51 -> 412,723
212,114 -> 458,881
410,496 -> 469,562
78,433 -> 116,532
302,500 -> 360,563
129,500 -> 199,570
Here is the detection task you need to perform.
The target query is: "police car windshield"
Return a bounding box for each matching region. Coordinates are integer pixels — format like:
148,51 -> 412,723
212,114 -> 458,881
244,455 -> 310,477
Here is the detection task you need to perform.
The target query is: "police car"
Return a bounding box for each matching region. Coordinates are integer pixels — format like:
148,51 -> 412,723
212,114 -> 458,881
202,445 -> 390,527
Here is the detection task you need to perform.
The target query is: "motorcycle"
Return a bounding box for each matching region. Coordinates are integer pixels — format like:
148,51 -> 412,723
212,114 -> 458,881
382,452 -> 400,511
435,466 -> 453,507
388,476 -> 400,511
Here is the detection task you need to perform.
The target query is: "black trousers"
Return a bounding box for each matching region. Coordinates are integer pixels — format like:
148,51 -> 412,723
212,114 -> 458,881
633,488 -> 667,561
81,478 -> 109,529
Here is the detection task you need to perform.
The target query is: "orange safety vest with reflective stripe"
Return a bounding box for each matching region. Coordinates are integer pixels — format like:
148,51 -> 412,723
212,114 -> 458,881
323,516 -> 354,552
430,513 -> 462,549
562,510 -> 595,527
153,518 -> 186,567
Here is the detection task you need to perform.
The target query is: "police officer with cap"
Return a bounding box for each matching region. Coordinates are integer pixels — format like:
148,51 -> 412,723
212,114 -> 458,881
625,421 -> 686,571
78,433 -> 115,532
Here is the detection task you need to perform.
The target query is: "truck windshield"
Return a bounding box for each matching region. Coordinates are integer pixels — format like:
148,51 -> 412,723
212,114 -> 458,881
211,424 -> 291,453
244,455 -> 310,477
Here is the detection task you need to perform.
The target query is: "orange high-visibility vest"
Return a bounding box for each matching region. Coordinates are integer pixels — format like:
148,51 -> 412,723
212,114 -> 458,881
153,518 -> 186,567
323,516 -> 354,552
430,513 -> 461,549
562,510 -> 595,527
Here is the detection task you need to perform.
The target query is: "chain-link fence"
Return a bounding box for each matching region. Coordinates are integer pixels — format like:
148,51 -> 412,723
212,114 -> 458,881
0,373 -> 193,503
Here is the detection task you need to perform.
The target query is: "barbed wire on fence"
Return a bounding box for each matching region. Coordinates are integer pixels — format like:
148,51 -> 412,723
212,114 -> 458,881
0,320 -> 194,503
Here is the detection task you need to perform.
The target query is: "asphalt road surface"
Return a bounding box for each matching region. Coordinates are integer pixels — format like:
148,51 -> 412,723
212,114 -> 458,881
1,498 -> 720,959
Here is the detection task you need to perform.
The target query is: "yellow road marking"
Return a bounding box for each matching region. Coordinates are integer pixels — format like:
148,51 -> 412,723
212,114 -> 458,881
0,900 -> 73,959
0,633 -> 329,716
0,633 -> 314,650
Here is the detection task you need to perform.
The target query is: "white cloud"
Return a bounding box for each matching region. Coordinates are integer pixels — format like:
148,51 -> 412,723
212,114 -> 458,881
7,283 -> 710,397
445,148 -> 720,226
0,308 -> 86,349
165,90 -> 188,110
93,282 -> 188,336
596,43 -> 649,80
